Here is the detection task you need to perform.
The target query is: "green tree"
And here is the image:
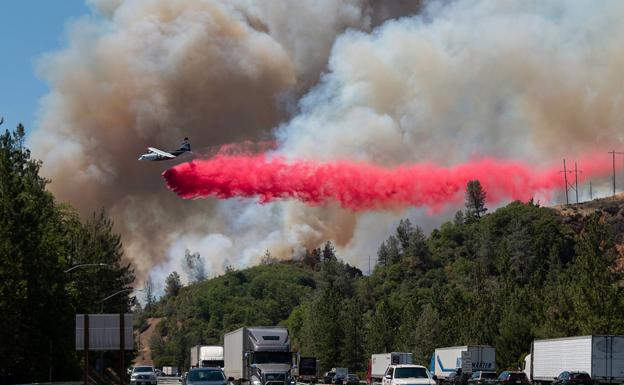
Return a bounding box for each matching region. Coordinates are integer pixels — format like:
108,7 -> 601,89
165,271 -> 182,297
340,299 -> 365,371
465,180 -> 487,220
566,216 -> 624,333
366,300 -> 397,354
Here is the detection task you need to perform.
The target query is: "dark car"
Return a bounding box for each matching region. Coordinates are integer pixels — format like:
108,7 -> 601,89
449,369 -> 470,385
333,374 -> 347,384
345,374 -> 360,385
553,372 -> 592,385
324,372 -> 337,384
498,371 -> 530,385
184,368 -> 228,385
468,371 -> 497,385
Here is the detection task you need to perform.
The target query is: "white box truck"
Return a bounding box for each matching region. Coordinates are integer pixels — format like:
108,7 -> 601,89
524,336 -> 624,384
432,346 -> 495,381
224,326 -> 296,385
190,345 -> 224,368
162,366 -> 178,376
367,353 -> 413,385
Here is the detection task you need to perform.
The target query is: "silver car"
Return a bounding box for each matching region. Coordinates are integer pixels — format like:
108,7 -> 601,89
131,365 -> 158,385
184,368 -> 228,385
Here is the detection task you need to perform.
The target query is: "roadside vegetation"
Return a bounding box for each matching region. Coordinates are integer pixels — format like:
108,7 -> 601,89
0,125 -> 135,383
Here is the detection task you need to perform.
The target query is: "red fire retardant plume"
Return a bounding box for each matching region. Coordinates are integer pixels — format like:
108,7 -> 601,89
162,153 -> 611,211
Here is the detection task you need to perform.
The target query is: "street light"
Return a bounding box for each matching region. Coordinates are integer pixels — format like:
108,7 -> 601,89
64,263 -> 111,273
100,288 -> 143,312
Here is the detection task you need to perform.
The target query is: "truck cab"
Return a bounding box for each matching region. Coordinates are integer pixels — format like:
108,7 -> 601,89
383,365 -> 437,385
224,327 -> 297,385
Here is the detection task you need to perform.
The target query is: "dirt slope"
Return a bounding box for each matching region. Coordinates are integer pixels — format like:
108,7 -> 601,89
134,317 -> 163,366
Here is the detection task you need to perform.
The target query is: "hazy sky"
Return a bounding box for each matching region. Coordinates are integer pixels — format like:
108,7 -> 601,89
0,1 -> 89,131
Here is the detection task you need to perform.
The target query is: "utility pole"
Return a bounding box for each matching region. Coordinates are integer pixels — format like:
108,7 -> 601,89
561,159 -> 570,205
574,162 -> 582,204
608,151 -> 624,196
589,181 -> 593,200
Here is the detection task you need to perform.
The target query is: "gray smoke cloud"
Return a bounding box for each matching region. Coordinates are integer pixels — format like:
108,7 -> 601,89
30,0 -> 624,291
30,0 -> 422,287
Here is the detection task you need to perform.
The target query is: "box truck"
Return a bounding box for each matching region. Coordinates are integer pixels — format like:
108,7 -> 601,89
431,346 -> 495,381
162,366 -> 178,376
224,326 -> 297,385
524,336 -> 624,384
367,353 -> 413,385
190,345 -> 224,368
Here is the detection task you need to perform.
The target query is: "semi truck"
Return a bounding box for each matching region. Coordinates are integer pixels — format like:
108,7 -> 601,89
190,345 -> 224,368
224,326 -> 297,385
431,346 -> 495,382
524,336 -> 624,384
295,357 -> 319,383
367,352 -> 413,385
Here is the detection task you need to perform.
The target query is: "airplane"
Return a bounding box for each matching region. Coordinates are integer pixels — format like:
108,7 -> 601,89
138,137 -> 191,161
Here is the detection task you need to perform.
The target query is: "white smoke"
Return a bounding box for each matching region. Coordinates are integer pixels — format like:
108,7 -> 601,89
30,0 -> 624,293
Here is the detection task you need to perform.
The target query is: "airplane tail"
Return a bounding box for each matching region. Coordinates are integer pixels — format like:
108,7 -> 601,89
179,138 -> 191,152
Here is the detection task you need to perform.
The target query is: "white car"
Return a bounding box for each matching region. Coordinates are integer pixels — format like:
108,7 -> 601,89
383,365 -> 437,385
131,365 -> 158,385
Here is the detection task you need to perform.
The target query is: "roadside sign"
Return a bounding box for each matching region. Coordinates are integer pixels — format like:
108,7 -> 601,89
76,314 -> 133,350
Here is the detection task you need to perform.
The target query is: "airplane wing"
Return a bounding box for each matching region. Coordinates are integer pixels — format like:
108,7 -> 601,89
148,147 -> 176,158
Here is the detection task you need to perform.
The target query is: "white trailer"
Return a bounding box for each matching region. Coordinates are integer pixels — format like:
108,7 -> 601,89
369,353 -> 413,384
190,345 -> 224,368
433,346 -> 495,379
524,336 -> 624,384
162,366 -> 178,376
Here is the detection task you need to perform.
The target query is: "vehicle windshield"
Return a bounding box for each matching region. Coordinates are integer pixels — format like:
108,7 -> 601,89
481,372 -> 497,379
571,373 -> 590,380
394,368 -> 429,379
188,370 -> 226,382
134,367 -> 153,373
254,352 -> 292,364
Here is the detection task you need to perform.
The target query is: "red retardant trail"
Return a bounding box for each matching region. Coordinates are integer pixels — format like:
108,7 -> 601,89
162,153 -> 612,211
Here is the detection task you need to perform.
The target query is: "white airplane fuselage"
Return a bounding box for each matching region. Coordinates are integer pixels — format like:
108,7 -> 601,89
138,152 -> 171,161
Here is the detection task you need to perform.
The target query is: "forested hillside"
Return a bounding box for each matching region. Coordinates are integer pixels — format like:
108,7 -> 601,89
147,199 -> 624,373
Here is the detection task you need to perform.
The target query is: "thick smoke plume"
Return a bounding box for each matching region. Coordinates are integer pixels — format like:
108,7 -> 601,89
30,0 -> 624,288
29,0 -> 421,285
163,154 -> 612,211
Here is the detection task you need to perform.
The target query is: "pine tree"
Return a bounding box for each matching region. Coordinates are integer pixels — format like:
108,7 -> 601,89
165,271 -> 182,297
339,299 -> 365,371
322,241 -> 337,261
465,180 -> 487,220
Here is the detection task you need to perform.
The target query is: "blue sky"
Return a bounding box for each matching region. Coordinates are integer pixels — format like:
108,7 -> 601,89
0,1 -> 90,131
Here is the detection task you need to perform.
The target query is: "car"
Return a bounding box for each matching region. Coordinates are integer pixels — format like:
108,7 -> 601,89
383,364 -> 436,385
448,369 -> 469,385
324,372 -> 337,384
334,374 -> 347,384
131,365 -> 158,385
553,372 -> 592,385
184,368 -> 228,385
467,371 -> 497,385
345,374 -> 360,385
497,372 -> 530,385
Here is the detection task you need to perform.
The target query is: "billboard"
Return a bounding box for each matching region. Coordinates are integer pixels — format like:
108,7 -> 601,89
76,314 -> 133,350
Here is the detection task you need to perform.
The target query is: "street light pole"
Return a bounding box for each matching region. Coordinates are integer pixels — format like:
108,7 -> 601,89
100,288 -> 142,313
64,263 -> 111,273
